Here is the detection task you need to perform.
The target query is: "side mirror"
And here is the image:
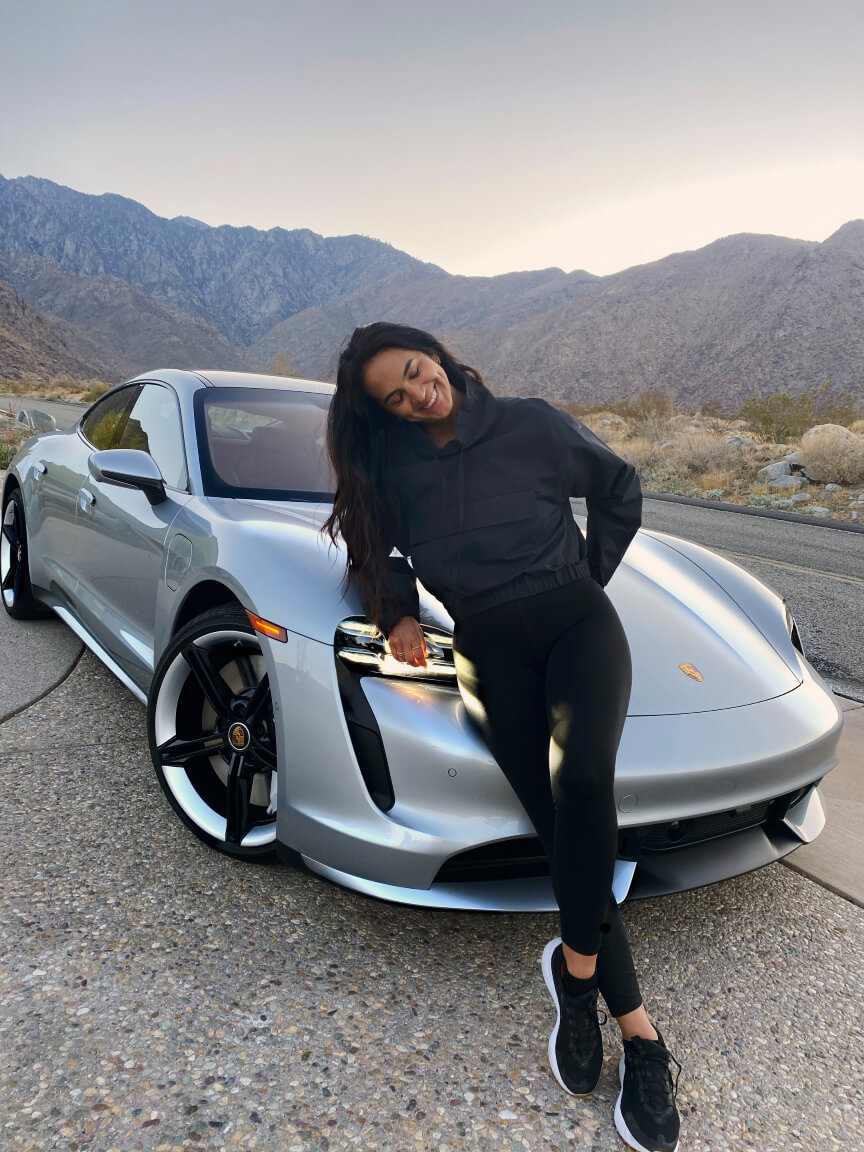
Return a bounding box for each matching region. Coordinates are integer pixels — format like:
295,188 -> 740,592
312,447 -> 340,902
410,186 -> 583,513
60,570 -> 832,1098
89,449 -> 167,505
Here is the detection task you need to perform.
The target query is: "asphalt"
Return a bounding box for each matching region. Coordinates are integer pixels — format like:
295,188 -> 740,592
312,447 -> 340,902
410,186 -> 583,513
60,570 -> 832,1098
2,649 -> 863,1151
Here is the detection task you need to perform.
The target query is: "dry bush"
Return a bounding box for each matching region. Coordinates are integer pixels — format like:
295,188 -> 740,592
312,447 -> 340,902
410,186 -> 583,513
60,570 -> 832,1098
699,467 -> 737,494
618,435 -> 669,472
629,414 -> 675,442
798,427 -> 864,485
580,412 -> 631,442
0,417 -> 33,468
663,431 -> 738,476
0,375 -> 113,400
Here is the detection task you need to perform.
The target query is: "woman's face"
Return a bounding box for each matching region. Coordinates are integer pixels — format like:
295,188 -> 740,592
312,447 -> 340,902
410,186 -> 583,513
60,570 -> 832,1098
362,347 -> 455,424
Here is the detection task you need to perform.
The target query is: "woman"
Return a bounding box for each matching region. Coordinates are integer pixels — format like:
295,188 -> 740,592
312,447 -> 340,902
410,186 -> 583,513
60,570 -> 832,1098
321,322 -> 683,1152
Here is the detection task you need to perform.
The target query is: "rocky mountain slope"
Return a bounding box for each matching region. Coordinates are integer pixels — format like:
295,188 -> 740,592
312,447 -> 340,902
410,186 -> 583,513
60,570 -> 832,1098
1,173 -> 862,409
0,279 -> 127,381
0,174 -> 438,345
0,251 -> 249,372
445,225 -> 864,408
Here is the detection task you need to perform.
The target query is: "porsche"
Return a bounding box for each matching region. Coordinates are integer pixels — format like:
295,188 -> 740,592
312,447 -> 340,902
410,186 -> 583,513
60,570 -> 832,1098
1,369 -> 843,910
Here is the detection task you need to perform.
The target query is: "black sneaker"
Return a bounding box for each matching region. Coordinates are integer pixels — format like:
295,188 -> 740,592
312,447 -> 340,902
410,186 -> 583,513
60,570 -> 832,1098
541,936 -> 607,1096
614,1027 -> 682,1152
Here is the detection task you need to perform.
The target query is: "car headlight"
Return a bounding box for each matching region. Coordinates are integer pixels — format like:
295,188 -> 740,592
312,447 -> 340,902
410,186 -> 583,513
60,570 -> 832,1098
335,618 -> 457,682
783,600 -> 805,655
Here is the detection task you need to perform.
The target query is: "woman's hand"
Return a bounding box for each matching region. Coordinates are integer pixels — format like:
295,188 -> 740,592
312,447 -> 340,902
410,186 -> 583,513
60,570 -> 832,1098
386,616 -> 428,668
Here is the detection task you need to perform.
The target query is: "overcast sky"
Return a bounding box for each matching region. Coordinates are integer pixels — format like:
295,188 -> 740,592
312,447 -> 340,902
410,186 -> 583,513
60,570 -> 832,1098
1,0 -> 862,276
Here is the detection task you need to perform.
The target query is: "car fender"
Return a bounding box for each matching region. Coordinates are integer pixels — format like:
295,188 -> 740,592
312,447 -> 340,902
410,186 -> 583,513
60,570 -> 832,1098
163,497 -> 363,648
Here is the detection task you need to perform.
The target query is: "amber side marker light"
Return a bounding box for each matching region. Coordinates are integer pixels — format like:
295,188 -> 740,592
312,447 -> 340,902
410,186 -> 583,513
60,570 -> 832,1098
246,611 -> 288,643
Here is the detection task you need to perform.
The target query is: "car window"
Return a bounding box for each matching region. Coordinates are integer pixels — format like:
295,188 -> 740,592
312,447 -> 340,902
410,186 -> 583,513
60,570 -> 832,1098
80,385 -> 142,450
118,383 -> 188,490
196,387 -> 334,499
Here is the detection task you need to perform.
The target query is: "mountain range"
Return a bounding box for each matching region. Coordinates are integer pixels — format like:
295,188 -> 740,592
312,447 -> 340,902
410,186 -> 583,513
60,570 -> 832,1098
1,173 -> 862,410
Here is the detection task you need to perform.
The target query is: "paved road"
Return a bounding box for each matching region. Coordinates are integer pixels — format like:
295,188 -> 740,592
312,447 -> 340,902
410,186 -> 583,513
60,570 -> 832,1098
0,394 -> 87,430
0,651 -> 862,1151
0,605 -> 82,722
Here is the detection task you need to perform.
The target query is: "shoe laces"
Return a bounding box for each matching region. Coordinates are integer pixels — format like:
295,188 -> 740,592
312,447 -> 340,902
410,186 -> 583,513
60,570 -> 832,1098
560,984 -> 607,1054
625,1037 -> 682,1113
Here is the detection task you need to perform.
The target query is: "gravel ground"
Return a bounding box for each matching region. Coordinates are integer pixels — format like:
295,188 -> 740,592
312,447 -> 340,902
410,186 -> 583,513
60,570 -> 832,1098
1,653 -> 862,1152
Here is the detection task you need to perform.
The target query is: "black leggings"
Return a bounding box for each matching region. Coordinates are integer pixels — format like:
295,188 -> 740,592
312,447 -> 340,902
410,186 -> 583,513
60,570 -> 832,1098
452,576 -> 643,1019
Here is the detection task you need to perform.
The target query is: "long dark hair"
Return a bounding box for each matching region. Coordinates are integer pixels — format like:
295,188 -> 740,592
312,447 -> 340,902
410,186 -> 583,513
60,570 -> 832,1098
320,321 -> 489,634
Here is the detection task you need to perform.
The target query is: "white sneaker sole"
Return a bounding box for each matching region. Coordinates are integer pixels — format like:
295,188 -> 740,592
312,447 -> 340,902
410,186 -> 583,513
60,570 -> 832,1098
614,1051 -> 680,1152
540,936 -> 594,1098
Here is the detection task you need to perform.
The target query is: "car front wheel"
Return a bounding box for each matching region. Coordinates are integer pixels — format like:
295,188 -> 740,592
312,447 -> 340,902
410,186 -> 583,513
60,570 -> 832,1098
147,604 -> 279,860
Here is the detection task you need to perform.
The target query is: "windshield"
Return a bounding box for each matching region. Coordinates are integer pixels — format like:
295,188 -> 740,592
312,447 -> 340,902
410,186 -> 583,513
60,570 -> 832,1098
195,387 -> 335,500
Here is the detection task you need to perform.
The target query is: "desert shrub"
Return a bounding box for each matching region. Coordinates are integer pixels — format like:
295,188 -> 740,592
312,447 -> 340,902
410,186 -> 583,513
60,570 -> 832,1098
669,431 -> 736,476
745,492 -> 795,509
738,391 -> 814,441
637,461 -> 702,496
579,411 -> 630,441
80,382 -> 110,403
618,436 -> 668,473
738,380 -> 860,441
0,375 -> 114,401
797,426 -> 864,485
699,468 -> 736,494
0,418 -> 33,469
700,397 -> 729,417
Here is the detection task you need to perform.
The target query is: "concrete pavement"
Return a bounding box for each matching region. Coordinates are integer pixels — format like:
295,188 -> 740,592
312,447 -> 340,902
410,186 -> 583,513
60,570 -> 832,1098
783,694 -> 864,907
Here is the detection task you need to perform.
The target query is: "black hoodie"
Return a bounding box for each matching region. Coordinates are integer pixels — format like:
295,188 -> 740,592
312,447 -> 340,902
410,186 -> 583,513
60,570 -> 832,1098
374,375 -> 642,636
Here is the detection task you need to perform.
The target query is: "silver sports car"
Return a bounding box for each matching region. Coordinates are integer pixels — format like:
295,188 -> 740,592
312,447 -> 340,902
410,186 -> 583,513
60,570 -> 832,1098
2,370 -> 843,910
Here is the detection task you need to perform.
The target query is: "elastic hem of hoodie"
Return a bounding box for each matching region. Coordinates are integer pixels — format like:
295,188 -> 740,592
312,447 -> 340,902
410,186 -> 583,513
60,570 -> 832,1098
449,557 -> 593,624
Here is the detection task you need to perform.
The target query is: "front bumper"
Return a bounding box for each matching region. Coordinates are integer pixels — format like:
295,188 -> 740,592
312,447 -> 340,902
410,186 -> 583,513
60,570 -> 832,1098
270,631 -> 842,910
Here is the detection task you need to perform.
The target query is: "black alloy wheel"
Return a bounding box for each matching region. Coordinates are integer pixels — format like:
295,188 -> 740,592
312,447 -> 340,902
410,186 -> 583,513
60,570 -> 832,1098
1,487 -> 50,620
147,604 -> 279,860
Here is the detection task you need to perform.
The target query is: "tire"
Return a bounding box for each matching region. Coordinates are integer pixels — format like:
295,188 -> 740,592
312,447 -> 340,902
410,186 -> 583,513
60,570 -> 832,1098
1,486 -> 50,620
147,604 -> 279,861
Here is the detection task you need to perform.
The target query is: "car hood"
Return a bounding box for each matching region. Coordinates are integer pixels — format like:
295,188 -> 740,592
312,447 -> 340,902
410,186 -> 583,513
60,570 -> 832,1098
228,500 -> 801,716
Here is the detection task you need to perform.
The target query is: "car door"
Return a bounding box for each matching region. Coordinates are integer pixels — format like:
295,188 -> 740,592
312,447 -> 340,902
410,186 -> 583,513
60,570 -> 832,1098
28,384 -> 142,604
74,382 -> 191,686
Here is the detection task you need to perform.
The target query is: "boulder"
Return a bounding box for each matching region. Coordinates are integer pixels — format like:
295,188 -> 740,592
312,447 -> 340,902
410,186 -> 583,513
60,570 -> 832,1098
757,461 -> 792,482
823,483 -> 841,492
789,493 -> 811,502
800,424 -> 858,448
768,475 -> 806,491
727,435 -> 755,447
810,506 -> 832,516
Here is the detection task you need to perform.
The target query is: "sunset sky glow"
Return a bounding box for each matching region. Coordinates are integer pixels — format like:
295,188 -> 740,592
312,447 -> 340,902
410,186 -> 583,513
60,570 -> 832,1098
1,0 -> 862,277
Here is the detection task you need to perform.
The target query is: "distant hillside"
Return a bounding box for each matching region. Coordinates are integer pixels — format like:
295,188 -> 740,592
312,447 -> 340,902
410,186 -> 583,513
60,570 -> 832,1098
1,172 -> 863,409
444,225 -> 864,408
0,279 -> 125,380
0,251 -> 250,373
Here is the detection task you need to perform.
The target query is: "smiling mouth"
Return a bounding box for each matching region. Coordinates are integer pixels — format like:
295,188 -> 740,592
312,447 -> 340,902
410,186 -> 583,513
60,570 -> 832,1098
418,385 -> 438,412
